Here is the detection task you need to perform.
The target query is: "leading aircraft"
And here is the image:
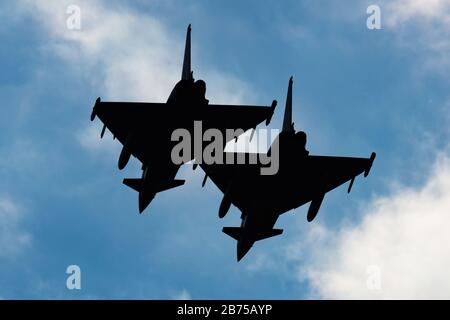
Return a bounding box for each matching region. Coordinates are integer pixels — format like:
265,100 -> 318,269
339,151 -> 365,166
90,25 -> 277,213
201,77 -> 376,261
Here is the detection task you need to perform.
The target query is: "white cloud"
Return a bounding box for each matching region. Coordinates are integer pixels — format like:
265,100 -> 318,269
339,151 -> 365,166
384,0 -> 450,26
172,289 -> 191,300
19,0 -> 179,101
289,151 -> 450,299
17,0 -> 260,154
245,251 -> 279,272
0,197 -> 31,258
16,0 -> 173,155
382,0 -> 450,71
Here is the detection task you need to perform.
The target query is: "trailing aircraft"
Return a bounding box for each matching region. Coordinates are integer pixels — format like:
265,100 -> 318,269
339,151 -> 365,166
201,77 -> 376,261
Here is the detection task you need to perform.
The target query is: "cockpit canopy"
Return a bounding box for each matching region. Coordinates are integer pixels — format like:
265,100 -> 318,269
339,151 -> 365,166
167,79 -> 208,105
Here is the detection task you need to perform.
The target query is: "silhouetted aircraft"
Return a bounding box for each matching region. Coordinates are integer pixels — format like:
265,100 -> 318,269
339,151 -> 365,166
90,25 -> 277,213
201,77 -> 376,261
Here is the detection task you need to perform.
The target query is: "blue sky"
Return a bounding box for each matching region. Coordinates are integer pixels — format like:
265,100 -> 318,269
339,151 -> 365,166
0,0 -> 449,299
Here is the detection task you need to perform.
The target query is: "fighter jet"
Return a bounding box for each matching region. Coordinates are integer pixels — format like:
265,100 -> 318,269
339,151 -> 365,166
90,25 -> 277,213
201,77 -> 376,261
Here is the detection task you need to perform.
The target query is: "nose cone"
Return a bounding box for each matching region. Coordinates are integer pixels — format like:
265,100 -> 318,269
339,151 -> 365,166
237,240 -> 253,262
138,190 -> 155,214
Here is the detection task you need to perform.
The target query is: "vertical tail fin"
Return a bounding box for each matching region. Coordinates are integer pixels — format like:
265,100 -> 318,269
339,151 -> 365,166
181,24 -> 193,81
282,76 -> 295,133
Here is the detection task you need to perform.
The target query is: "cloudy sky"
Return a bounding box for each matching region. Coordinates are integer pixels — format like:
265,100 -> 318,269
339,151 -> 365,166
0,0 -> 449,299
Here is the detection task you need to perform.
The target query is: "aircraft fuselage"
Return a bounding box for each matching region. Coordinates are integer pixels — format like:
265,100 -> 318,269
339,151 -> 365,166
136,78 -> 209,211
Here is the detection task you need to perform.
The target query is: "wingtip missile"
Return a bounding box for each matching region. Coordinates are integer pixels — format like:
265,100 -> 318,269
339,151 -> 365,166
364,152 -> 376,177
90,97 -> 101,121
